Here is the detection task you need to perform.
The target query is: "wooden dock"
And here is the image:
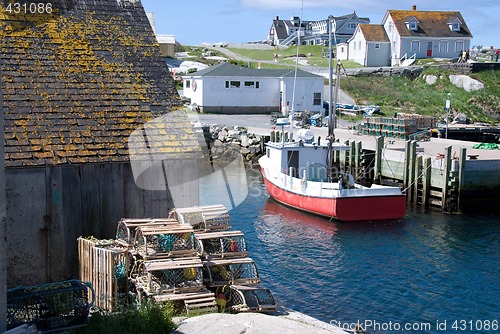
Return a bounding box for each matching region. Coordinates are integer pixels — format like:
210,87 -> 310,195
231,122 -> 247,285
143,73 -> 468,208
269,126 -> 500,213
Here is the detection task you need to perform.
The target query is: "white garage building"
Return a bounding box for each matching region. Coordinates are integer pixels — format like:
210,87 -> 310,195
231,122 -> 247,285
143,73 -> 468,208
182,63 -> 325,114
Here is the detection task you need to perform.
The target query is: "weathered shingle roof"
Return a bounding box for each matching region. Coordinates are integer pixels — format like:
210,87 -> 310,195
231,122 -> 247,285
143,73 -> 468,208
186,62 -> 323,79
1,0 -> 200,167
359,24 -> 390,42
387,10 -> 473,38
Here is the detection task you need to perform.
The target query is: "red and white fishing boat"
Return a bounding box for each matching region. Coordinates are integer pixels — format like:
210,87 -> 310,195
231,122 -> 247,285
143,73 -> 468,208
258,131 -> 406,221
258,15 -> 406,222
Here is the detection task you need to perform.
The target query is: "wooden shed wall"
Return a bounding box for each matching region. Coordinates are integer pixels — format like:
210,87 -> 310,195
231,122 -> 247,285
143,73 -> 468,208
5,160 -> 199,287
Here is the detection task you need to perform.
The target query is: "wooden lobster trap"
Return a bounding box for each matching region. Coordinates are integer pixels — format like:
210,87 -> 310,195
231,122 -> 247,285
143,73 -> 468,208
195,230 -> 248,259
130,257 -> 217,315
78,238 -> 129,312
134,225 -> 198,259
219,285 -> 276,313
170,205 -> 231,232
203,258 -> 260,288
115,218 -> 179,247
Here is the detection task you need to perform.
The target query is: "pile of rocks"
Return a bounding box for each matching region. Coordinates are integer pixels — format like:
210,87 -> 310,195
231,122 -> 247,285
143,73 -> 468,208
203,124 -> 264,163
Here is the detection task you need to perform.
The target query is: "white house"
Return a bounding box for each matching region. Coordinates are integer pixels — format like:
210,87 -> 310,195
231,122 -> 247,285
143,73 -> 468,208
348,24 -> 391,67
268,13 -> 370,46
182,63 -> 325,114
337,43 -> 349,60
382,6 -> 473,66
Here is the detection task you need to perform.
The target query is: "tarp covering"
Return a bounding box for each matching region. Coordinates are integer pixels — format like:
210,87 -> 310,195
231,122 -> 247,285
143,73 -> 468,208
472,143 -> 499,150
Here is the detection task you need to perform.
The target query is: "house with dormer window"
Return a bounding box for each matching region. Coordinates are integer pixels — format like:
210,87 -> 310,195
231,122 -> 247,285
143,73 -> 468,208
268,13 -> 370,46
382,5 -> 473,65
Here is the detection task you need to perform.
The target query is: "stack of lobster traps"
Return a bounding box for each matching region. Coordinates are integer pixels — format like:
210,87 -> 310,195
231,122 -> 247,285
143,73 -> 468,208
171,205 -> 276,313
117,218 -> 217,315
78,204 -> 276,315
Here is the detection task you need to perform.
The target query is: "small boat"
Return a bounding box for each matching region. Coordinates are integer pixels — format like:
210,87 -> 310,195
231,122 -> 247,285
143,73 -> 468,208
258,130 -> 406,221
258,16 -> 406,222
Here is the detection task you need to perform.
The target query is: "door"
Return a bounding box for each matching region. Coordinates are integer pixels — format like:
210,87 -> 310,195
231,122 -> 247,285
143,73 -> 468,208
287,150 -> 299,177
427,42 -> 433,57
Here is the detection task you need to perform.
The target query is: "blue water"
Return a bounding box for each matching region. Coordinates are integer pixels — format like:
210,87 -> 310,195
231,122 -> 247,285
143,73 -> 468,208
200,164 -> 499,333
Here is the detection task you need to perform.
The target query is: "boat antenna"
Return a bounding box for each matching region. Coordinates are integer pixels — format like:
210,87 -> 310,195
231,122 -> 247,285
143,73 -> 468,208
328,16 -> 339,140
289,0 -> 304,141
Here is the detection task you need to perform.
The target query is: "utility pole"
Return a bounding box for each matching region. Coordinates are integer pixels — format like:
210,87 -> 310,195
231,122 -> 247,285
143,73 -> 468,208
445,93 -> 451,139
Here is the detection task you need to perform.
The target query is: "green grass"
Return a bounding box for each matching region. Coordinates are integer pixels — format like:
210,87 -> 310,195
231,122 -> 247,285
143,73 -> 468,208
227,45 -> 361,68
341,67 -> 499,123
179,44 -> 499,123
71,302 -> 177,334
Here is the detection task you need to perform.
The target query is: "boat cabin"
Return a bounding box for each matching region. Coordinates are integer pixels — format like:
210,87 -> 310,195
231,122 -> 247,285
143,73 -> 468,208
265,137 -> 349,182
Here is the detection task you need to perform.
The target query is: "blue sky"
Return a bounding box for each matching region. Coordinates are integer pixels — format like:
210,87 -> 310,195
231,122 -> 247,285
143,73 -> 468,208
141,0 -> 499,48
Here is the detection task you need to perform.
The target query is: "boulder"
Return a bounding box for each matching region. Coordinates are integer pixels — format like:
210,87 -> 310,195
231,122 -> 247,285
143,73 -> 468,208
425,75 -> 437,85
449,75 -> 484,92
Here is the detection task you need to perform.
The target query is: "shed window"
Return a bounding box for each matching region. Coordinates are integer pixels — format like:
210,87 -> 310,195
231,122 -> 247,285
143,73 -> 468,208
243,81 -> 260,89
226,80 -> 240,88
375,43 -> 380,49
313,93 -> 321,105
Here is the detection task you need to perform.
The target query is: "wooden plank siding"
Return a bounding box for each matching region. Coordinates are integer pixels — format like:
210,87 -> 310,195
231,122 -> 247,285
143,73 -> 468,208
6,161 -> 199,287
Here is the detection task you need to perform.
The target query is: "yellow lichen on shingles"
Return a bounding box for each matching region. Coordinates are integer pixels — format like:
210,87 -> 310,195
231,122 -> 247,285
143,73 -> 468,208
2,4 -> 196,166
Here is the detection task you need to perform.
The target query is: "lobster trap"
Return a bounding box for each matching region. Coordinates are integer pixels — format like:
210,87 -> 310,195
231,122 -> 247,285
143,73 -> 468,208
115,218 -> 179,247
203,258 -> 260,287
132,257 -> 205,296
134,225 -> 198,259
171,204 -> 231,232
78,238 -> 128,311
6,280 -> 94,333
196,231 -> 248,259
223,285 -> 276,313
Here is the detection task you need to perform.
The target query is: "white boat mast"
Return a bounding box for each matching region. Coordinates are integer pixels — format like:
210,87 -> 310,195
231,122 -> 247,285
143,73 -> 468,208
289,0 -> 304,141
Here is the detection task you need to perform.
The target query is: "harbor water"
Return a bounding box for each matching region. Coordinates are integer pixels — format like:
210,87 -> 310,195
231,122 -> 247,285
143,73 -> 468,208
199,161 -> 499,333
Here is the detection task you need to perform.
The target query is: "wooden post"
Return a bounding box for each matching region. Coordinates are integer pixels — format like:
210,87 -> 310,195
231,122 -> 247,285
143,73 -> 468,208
356,141 -> 362,179
422,157 -> 432,208
374,136 -> 384,182
408,141 -> 417,203
0,76 -> 6,332
403,140 -> 411,191
349,141 -> 355,175
413,155 -> 422,206
441,146 -> 452,212
457,147 -> 467,213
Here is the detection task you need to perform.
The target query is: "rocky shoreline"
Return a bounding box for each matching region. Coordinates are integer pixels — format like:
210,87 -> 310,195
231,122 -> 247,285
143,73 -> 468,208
199,124 -> 266,164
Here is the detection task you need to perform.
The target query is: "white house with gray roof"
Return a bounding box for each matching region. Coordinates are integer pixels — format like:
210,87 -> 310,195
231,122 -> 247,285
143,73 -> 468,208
182,63 -> 325,114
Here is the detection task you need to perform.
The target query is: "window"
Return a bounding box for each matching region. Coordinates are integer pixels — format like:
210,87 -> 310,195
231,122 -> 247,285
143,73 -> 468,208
348,23 -> 356,29
455,41 -> 464,53
409,21 -> 417,30
440,41 -> 448,53
411,40 -> 420,53
226,80 -> 240,88
375,43 -> 380,49
186,80 -> 191,88
452,22 -> 460,31
353,42 -> 356,50
359,41 -> 362,49
244,81 -> 259,88
313,93 -> 321,105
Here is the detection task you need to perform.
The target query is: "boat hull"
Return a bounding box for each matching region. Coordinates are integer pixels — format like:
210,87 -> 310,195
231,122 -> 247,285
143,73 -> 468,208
261,168 -> 406,222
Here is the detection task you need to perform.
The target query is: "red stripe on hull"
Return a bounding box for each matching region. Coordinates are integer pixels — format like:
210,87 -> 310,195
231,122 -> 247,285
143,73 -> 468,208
261,171 -> 406,222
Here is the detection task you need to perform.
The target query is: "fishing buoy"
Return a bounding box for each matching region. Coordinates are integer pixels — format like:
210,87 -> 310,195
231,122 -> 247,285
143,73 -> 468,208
183,267 -> 197,280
